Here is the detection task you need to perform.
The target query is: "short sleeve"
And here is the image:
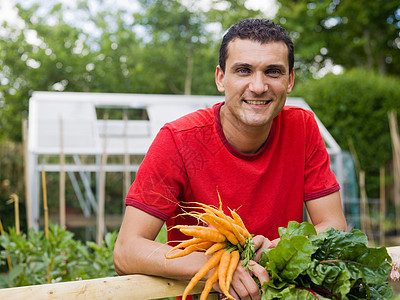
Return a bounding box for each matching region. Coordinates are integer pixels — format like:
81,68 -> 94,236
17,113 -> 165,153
125,127 -> 186,220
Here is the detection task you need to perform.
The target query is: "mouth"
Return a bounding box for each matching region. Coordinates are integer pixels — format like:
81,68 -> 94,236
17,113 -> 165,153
243,100 -> 272,105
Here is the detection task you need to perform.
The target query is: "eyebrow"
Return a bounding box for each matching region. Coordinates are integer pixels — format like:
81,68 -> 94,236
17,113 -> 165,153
231,62 -> 287,69
231,62 -> 252,69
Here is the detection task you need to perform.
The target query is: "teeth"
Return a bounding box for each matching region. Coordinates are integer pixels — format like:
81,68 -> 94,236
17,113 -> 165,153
246,100 -> 269,105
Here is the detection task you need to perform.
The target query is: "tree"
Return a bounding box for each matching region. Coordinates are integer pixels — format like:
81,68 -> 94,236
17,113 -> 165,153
292,69 -> 400,198
277,0 -> 400,79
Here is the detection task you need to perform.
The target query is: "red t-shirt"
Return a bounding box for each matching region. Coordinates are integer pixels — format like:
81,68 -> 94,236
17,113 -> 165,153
126,102 -> 339,242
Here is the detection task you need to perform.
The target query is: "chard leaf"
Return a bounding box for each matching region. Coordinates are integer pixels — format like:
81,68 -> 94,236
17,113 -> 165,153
365,282 -> 394,299
311,228 -> 367,261
318,243 -> 391,284
258,248 -> 271,268
262,283 -> 331,300
267,235 -> 314,281
307,260 -> 352,298
259,222 -> 394,299
278,221 -> 317,240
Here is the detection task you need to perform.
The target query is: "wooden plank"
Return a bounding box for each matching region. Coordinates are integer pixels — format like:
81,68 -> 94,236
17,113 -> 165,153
0,247 -> 398,299
0,274 -> 218,300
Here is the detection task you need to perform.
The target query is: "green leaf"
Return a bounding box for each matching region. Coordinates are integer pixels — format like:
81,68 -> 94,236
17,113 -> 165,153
8,264 -> 24,281
267,235 -> 314,282
366,282 -> 394,300
311,228 -> 368,260
317,243 -> 391,285
307,260 -> 352,298
278,221 -> 317,240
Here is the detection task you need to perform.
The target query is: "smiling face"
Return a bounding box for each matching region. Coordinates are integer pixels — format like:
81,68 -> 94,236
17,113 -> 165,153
216,38 -> 294,136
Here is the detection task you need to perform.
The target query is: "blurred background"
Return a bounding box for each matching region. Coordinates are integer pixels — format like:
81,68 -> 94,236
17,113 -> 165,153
0,0 -> 400,246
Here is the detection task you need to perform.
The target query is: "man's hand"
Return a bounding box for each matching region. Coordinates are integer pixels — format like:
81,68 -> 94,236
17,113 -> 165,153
212,235 -> 276,300
213,259 -> 269,300
252,235 -> 278,262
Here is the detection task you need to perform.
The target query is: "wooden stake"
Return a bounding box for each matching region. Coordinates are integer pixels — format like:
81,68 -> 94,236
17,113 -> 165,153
123,113 -> 130,211
59,117 -> 66,228
0,218 -> 12,270
388,111 -> 400,231
41,167 -> 50,283
359,170 -> 374,244
379,166 -> 386,246
97,114 -> 108,246
41,168 -> 49,239
6,194 -> 20,235
10,194 -> 20,235
22,118 -> 32,230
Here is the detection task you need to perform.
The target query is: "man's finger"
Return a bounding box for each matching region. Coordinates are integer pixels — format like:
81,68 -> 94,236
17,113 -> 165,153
251,260 -> 270,288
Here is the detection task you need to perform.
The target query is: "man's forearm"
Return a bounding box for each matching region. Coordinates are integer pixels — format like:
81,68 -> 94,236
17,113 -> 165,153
114,236 -> 210,281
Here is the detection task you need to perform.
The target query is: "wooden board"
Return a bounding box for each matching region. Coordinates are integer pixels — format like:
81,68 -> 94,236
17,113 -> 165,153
0,247 -> 398,299
0,274 -> 218,300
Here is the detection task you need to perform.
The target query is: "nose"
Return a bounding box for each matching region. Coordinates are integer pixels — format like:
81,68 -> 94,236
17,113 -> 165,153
248,72 -> 268,95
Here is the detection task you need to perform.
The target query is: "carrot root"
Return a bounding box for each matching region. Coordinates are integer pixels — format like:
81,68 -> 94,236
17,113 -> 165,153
182,249 -> 225,300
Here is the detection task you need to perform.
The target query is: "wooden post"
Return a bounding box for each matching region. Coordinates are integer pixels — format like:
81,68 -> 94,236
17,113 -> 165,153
380,166 -> 386,246
359,171 -> 374,244
388,111 -> 400,231
41,167 -> 51,283
97,114 -> 108,246
0,218 -> 12,270
22,118 -> 33,230
7,194 -> 20,235
123,113 -> 130,211
41,168 -> 49,239
59,117 -> 66,228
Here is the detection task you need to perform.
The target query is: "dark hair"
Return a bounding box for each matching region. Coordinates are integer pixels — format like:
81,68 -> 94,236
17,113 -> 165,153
219,19 -> 294,73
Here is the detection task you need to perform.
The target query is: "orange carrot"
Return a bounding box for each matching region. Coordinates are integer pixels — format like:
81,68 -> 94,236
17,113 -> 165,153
200,213 -> 239,245
229,208 -> 251,238
225,250 -> 240,292
230,223 -> 246,246
166,241 -> 214,259
218,250 -> 236,300
205,242 -> 227,256
176,226 -> 226,243
182,249 -> 225,300
204,211 -> 246,246
168,237 -> 204,253
200,264 -> 219,300
199,204 -> 235,223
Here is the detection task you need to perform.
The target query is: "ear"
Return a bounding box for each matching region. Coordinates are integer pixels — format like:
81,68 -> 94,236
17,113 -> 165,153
215,65 -> 225,93
286,69 -> 295,94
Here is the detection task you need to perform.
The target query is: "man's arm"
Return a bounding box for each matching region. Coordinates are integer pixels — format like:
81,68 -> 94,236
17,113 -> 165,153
114,206 -> 270,300
113,206 -> 209,280
305,190 -> 348,234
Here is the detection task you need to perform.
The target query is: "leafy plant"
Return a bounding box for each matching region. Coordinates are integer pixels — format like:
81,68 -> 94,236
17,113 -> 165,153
0,223 -> 117,288
259,221 -> 393,299
292,69 -> 400,199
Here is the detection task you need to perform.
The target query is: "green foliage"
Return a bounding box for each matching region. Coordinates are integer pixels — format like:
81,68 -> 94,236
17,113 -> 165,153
0,0 -> 267,142
260,221 -> 393,299
278,0 -> 400,80
292,68 -> 400,197
0,223 -> 117,288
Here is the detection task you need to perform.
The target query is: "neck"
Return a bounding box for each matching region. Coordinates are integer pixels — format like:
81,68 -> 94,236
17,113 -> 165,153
220,107 -> 272,155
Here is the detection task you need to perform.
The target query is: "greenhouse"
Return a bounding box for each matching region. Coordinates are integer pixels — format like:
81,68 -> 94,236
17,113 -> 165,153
26,91 -> 357,234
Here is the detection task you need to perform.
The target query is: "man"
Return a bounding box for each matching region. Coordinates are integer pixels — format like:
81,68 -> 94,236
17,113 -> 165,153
114,19 -> 347,300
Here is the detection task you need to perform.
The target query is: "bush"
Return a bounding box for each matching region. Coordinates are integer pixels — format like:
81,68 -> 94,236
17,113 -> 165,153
0,223 -> 117,288
292,69 -> 400,198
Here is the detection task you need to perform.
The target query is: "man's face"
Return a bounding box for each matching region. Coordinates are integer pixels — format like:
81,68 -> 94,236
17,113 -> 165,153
215,38 -> 294,131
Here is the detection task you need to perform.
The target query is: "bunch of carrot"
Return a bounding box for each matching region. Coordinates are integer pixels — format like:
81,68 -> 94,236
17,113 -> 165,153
165,198 -> 253,300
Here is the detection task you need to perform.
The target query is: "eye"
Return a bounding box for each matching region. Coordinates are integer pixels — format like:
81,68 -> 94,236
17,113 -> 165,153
265,69 -> 283,77
236,68 -> 251,75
